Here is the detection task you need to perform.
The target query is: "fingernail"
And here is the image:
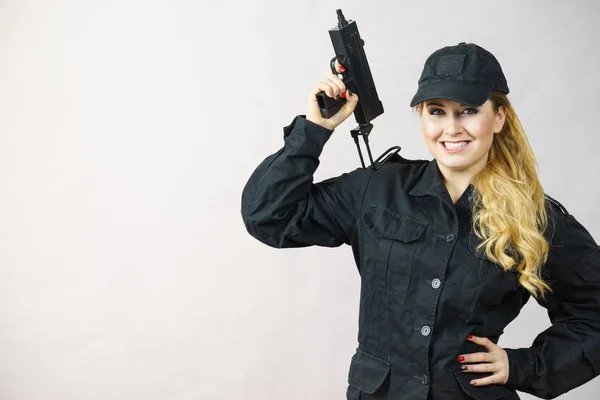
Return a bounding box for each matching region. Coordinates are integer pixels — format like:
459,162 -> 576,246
339,65 -> 345,72
470,381 -> 476,386
340,91 -> 346,99
468,334 -> 473,340
457,356 -> 465,362
461,365 -> 467,371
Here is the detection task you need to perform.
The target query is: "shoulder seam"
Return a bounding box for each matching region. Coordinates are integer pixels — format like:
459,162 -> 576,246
545,194 -> 569,216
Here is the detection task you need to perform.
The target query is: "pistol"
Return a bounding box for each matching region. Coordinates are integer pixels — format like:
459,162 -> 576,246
316,9 -> 398,169
316,9 -> 383,124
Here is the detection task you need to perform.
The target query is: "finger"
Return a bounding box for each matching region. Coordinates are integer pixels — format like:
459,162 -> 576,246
458,352 -> 494,364
309,81 -> 337,99
324,77 -> 345,97
334,59 -> 346,73
468,335 -> 496,351
330,90 -> 358,125
469,372 -> 507,387
336,93 -> 356,118
461,361 -> 499,373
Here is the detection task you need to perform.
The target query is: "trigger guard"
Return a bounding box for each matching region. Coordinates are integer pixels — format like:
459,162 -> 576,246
330,56 -> 345,76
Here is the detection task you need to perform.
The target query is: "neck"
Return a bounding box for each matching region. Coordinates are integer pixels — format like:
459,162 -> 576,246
437,158 -> 487,204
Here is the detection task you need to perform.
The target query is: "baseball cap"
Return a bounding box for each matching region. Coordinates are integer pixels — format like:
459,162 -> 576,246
409,42 -> 509,107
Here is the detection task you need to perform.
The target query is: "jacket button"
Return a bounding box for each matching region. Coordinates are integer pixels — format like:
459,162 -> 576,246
421,375 -> 429,385
446,234 -> 455,242
431,278 -> 441,289
421,325 -> 431,336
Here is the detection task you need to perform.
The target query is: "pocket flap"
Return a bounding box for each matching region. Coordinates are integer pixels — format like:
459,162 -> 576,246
348,349 -> 391,395
362,205 -> 427,243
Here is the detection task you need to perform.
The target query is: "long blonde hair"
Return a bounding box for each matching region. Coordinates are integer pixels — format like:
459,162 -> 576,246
417,92 -> 551,299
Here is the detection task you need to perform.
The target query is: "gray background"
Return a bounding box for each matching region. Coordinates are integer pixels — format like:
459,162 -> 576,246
0,0 -> 598,399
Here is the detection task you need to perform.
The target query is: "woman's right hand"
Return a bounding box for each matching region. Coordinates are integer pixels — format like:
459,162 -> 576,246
306,62 -> 359,131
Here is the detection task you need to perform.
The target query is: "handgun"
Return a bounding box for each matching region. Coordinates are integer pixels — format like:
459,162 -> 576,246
316,9 -> 398,169
316,9 -> 384,124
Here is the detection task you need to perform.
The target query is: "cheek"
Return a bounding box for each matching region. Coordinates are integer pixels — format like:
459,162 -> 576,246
421,120 -> 441,141
466,118 -> 495,144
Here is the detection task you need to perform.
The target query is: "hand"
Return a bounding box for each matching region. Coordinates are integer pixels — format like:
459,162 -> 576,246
306,60 -> 359,131
457,335 -> 510,386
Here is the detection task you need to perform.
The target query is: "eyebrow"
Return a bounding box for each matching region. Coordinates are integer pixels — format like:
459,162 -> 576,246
425,102 -> 446,107
425,101 -> 476,108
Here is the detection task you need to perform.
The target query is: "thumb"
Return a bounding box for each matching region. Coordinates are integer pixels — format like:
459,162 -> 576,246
338,90 -> 359,117
329,90 -> 359,128
344,90 -> 359,108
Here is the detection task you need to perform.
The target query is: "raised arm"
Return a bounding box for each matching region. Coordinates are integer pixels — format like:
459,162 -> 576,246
241,65 -> 371,248
241,115 -> 372,248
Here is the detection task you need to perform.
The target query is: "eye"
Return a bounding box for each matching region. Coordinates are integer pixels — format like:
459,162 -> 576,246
462,108 -> 478,115
428,108 -> 444,115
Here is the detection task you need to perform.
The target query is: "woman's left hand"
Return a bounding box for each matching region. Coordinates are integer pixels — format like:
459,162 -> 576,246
457,335 -> 510,386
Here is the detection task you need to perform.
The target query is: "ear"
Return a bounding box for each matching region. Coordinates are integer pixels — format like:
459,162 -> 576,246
493,106 -> 507,134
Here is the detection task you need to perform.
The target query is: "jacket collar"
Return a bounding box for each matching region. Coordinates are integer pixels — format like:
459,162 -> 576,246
409,159 -> 446,197
409,159 -> 474,208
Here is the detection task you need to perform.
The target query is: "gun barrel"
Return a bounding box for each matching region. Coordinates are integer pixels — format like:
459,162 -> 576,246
336,9 -> 348,29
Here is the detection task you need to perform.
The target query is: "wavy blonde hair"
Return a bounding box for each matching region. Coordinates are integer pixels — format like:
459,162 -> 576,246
416,92 -> 551,299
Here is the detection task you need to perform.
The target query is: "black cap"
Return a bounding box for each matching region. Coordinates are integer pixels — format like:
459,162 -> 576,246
410,42 -> 509,107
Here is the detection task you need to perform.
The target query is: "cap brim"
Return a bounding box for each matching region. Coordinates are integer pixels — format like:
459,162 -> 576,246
409,81 -> 493,108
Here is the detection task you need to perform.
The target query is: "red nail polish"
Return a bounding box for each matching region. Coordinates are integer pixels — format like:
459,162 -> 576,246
340,91 -> 346,99
339,65 -> 346,72
468,334 -> 473,340
458,356 -> 465,362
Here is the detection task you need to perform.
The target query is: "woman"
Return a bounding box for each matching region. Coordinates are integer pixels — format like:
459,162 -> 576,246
240,42 -> 600,399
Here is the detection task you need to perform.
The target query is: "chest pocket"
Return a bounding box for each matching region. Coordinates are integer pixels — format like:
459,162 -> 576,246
467,232 -> 520,308
361,205 -> 427,296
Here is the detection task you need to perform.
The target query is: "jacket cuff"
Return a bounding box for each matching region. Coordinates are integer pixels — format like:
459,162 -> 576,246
283,115 -> 333,147
504,347 -> 536,389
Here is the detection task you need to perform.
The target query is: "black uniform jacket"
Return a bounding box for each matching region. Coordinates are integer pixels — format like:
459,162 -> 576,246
240,115 -> 600,399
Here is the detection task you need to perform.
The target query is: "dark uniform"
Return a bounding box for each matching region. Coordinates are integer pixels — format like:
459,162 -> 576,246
240,115 -> 600,399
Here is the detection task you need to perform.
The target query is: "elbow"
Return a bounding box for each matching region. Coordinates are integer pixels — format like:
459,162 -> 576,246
241,209 -> 288,249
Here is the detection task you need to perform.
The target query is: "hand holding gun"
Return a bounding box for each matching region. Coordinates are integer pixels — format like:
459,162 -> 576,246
310,9 -> 400,169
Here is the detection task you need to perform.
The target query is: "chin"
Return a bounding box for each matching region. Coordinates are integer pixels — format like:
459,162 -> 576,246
436,157 -> 473,171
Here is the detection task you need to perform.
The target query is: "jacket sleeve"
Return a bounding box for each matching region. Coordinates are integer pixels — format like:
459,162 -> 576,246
240,115 -> 373,248
504,208 -> 600,398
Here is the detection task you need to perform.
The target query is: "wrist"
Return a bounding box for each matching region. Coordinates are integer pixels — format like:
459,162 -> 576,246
504,347 -> 536,389
304,116 -> 335,132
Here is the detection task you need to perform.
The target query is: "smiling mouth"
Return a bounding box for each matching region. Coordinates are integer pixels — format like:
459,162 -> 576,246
442,141 -> 471,149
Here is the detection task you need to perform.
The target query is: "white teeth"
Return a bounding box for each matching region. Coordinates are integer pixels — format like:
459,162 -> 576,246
444,141 -> 469,149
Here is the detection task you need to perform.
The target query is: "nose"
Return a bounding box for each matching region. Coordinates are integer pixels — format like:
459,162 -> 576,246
444,115 -> 464,136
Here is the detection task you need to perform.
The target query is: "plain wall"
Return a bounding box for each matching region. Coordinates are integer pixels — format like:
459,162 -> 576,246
0,0 -> 599,399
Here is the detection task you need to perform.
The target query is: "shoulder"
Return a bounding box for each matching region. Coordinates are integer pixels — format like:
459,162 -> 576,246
543,194 -> 599,278
541,198 -> 600,294
543,193 -> 574,243
370,153 -> 431,179
544,193 -> 570,217
321,154 -> 430,186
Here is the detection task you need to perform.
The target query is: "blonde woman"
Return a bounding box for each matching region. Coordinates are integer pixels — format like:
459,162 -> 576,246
241,42 -> 600,399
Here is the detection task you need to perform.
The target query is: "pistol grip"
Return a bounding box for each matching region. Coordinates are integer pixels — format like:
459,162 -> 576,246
316,91 -> 346,119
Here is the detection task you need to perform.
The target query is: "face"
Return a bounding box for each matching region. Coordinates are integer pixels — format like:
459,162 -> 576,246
420,98 -> 506,177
